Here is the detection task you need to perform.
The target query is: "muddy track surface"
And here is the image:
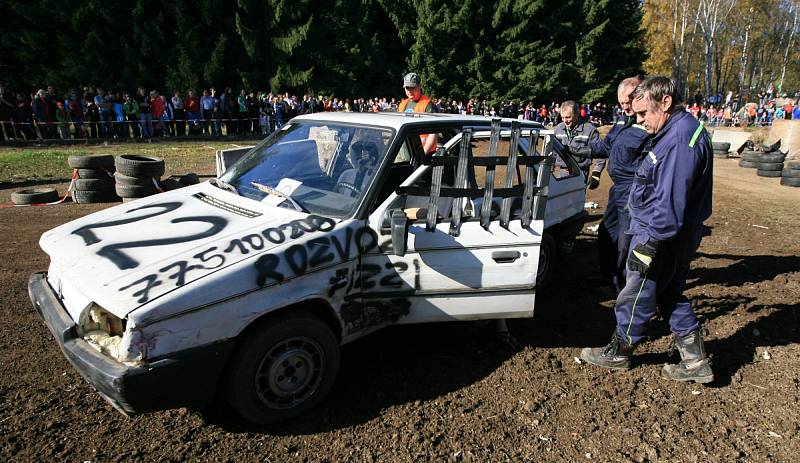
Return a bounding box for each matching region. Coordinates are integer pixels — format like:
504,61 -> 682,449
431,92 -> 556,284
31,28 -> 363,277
1,158 -> 798,462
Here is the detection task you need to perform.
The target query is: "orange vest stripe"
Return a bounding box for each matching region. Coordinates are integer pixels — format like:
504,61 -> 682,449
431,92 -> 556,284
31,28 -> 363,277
399,95 -> 431,113
399,95 -> 434,152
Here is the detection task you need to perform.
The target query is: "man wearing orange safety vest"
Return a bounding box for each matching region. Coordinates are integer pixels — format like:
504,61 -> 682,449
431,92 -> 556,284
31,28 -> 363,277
398,72 -> 439,154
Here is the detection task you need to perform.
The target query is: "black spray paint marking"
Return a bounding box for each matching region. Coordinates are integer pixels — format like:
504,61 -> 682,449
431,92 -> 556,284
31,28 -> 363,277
340,298 -> 411,334
327,260 -> 416,299
159,246 -> 228,286
72,201 -> 230,270
99,216 -> 228,270
254,226 -> 380,287
116,214 -> 336,303
261,215 -> 336,244
72,202 -> 182,246
119,274 -> 162,304
255,254 -> 284,286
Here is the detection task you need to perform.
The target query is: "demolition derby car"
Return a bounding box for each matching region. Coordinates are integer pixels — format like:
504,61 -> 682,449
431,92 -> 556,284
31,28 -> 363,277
28,112 -> 586,424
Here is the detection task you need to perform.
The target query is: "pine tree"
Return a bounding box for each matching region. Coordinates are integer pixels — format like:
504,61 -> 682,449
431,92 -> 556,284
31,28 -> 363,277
488,0 -> 581,104
235,0 -> 315,93
576,0 -> 647,102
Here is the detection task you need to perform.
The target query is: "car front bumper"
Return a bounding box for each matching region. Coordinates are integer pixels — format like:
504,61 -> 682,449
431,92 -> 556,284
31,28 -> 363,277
27,272 -> 233,415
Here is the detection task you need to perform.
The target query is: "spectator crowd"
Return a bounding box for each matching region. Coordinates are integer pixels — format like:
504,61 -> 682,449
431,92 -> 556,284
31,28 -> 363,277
1,82 -> 799,142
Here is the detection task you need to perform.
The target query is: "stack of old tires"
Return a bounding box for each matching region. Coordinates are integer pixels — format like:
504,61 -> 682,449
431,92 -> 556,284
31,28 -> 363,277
782,161 -> 800,187
67,154 -> 119,203
711,142 -> 730,158
738,149 -> 761,169
737,147 -> 785,175
114,155 -> 167,201
755,151 -> 785,178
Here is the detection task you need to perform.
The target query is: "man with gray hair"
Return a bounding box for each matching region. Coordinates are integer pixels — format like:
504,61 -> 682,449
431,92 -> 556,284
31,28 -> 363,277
573,77 -> 652,293
554,100 -> 602,186
580,76 -> 714,384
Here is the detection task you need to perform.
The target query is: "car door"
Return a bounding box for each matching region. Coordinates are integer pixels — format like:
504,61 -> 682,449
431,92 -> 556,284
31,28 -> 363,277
359,124 -> 554,325
520,137 -> 586,230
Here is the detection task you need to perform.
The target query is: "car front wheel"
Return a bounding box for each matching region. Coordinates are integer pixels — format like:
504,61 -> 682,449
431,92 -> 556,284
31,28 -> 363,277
225,312 -> 340,425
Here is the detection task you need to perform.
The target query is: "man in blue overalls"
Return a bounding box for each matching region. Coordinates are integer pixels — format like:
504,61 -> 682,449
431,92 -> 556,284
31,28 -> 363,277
580,76 -> 714,383
582,77 -> 652,293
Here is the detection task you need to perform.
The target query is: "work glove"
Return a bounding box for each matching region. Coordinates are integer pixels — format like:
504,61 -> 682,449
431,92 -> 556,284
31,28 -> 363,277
627,240 -> 660,275
588,172 -> 601,189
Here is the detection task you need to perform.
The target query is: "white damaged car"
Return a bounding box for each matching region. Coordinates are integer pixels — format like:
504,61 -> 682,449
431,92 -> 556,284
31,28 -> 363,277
29,112 -> 586,424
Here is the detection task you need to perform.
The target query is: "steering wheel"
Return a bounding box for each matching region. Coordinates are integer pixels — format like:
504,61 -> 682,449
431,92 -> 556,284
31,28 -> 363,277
336,181 -> 361,195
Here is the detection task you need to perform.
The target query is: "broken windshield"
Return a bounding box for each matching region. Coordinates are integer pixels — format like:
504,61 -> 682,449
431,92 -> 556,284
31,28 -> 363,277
220,122 -> 394,218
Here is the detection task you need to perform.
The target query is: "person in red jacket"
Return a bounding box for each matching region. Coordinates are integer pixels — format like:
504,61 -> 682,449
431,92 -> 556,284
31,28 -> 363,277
150,91 -> 165,136
398,72 -> 438,154
184,90 -> 200,135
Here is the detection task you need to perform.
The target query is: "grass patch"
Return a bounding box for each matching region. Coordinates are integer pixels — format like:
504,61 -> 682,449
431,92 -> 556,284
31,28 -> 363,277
0,140 -> 257,184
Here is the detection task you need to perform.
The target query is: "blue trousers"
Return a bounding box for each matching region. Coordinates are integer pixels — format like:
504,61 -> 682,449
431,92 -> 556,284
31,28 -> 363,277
600,184 -> 633,293
614,226 -> 702,345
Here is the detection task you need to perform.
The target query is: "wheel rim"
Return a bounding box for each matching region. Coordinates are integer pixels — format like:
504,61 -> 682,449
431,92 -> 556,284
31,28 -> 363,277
255,336 -> 325,410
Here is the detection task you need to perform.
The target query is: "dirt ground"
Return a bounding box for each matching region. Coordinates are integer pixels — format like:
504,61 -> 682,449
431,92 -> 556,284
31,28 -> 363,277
0,157 -> 798,462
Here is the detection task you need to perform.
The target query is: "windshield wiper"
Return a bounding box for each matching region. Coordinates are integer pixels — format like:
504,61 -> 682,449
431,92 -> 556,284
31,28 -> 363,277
250,181 -> 307,213
211,178 -> 239,194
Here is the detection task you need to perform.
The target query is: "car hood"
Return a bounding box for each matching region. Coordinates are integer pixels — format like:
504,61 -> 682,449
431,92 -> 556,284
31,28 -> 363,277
41,182 -> 330,320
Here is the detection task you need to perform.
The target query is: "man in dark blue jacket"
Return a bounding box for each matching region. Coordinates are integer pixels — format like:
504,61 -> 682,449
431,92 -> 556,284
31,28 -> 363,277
588,77 -> 651,293
580,76 -> 714,384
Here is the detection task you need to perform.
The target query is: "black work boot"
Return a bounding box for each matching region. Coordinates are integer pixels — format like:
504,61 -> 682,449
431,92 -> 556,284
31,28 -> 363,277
661,330 -> 714,384
580,334 -> 634,371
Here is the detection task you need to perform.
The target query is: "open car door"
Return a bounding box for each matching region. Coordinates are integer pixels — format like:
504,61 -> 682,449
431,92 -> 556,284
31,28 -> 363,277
359,120 -> 556,326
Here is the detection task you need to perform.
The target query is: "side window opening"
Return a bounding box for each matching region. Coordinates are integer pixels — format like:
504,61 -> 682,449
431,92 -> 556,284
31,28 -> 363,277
377,124 -> 554,236
369,134 -> 426,213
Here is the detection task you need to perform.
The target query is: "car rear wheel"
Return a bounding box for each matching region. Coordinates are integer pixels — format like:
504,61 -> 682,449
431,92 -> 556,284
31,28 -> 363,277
536,232 -> 556,287
225,312 -> 339,425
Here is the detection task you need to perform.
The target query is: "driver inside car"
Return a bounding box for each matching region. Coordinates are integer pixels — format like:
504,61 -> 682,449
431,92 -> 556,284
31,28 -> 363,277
335,140 -> 380,197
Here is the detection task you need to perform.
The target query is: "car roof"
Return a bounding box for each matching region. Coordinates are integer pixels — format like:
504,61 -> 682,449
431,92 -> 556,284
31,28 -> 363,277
292,111 -> 552,134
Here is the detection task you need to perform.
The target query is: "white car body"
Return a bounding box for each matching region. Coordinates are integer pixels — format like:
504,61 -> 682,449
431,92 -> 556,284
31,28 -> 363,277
29,112 -> 586,422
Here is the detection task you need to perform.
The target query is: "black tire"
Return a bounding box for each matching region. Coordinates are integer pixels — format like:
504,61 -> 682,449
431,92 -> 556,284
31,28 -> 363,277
115,154 -> 166,177
740,150 -> 761,161
67,154 -> 114,169
179,172 -> 200,186
72,189 -> 119,204
115,182 -> 158,198
11,187 -> 59,205
780,176 -> 800,187
712,142 -> 730,151
759,153 -> 786,163
756,169 -> 782,178
159,178 -> 183,191
74,178 -> 115,191
739,160 -> 759,168
755,162 -> 784,171
225,312 -> 340,425
782,168 -> 800,178
114,172 -> 160,187
536,232 -> 556,287
785,160 -> 800,170
713,151 -> 728,158
77,168 -> 114,179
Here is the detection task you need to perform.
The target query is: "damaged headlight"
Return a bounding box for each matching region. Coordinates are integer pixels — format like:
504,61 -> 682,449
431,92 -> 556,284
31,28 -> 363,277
78,304 -> 145,365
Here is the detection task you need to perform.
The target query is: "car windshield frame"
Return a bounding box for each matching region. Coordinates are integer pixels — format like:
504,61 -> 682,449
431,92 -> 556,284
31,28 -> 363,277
219,120 -> 396,219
